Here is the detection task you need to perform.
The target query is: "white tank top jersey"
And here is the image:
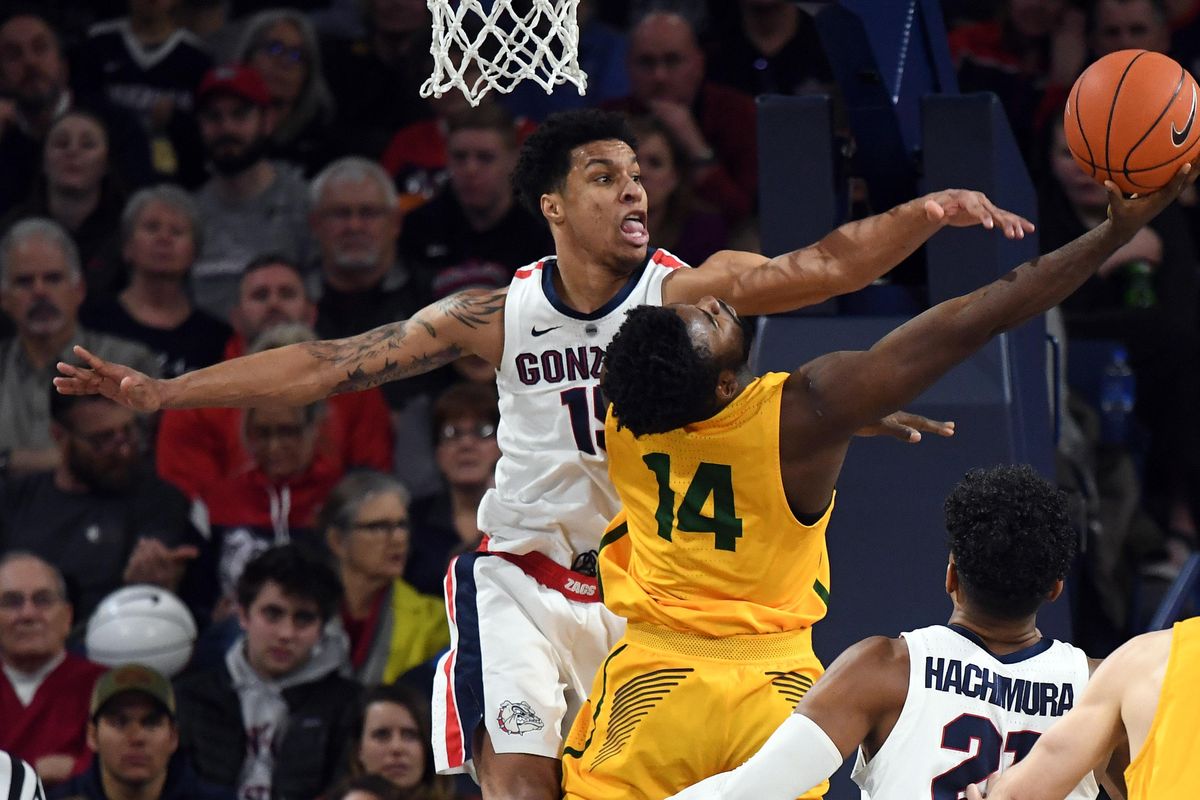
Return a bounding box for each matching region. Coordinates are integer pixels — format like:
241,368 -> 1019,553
852,624 -> 1098,800
477,248 -> 689,569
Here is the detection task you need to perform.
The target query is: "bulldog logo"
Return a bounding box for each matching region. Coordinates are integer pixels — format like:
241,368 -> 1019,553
497,700 -> 544,735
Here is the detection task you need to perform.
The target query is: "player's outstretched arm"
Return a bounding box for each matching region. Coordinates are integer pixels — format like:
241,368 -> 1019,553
667,636 -> 907,800
784,169 -> 1194,451
662,189 -> 1035,314
54,288 -> 507,411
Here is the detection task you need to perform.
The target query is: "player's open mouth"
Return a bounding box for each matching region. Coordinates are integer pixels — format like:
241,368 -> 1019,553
619,212 -> 649,246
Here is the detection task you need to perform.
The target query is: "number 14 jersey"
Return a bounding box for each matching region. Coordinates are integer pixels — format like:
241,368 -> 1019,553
852,624 -> 1098,800
600,370 -> 833,637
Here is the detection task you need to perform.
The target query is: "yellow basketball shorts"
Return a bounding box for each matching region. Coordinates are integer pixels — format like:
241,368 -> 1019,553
561,622 -> 827,800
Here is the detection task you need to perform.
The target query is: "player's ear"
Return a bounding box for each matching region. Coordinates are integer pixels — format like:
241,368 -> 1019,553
541,192 -> 563,224
1046,578 -> 1065,604
715,368 -> 739,404
945,557 -> 958,596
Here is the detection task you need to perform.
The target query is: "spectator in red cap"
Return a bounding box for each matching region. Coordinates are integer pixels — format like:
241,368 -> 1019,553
189,64 -> 314,321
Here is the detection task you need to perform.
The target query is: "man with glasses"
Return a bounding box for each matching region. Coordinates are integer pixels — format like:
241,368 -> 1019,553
191,65 -> 313,320
0,390 -> 194,621
0,218 -> 159,477
174,544 -> 359,800
0,553 -> 106,785
308,156 -> 442,413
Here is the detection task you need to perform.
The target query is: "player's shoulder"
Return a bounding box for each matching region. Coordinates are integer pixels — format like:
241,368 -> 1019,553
830,635 -> 910,682
824,636 -> 911,712
1088,628 -> 1173,692
1112,628 -> 1174,666
848,634 -> 910,663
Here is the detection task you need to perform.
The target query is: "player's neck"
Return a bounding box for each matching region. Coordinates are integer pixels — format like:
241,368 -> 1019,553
551,243 -> 641,314
947,608 -> 1042,656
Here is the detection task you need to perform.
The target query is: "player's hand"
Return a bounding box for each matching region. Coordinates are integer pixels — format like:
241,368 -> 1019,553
923,190 -> 1035,239
123,538 -> 199,590
665,771 -> 731,799
965,785 -> 986,799
54,345 -> 165,412
1106,162 -> 1198,240
855,411 -> 955,443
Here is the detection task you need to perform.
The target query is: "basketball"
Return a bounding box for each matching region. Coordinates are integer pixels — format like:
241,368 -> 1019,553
1065,49 -> 1200,194
86,585 -> 197,678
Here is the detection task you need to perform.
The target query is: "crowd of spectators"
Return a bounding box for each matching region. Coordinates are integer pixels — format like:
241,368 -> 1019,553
1,0 -> 1198,797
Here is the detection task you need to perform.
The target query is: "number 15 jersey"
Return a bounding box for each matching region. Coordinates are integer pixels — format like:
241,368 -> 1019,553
852,624 -> 1097,800
480,249 -> 686,568
599,371 -> 833,637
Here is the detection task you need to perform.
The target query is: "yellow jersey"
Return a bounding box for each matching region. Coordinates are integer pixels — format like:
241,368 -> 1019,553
1126,616 -> 1200,799
598,371 -> 832,637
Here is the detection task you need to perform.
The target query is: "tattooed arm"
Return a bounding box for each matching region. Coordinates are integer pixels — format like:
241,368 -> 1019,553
54,289 -> 508,411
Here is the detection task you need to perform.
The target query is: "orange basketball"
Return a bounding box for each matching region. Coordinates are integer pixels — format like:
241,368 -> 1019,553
1064,49 -> 1200,193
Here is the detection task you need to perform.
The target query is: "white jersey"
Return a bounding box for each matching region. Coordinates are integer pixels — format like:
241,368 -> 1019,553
479,248 -> 688,568
852,624 -> 1098,800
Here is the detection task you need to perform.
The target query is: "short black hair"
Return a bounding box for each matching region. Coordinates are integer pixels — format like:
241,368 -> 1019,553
241,252 -> 305,284
446,103 -> 518,149
512,109 -> 637,217
235,543 -> 342,621
946,464 -> 1077,620
602,305 -> 724,436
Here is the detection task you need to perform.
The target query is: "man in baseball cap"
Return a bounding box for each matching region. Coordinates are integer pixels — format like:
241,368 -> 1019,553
52,665 -> 232,800
195,65 -> 271,110
88,664 -> 176,721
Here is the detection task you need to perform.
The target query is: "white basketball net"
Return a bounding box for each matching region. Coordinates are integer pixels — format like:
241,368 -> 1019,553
421,0 -> 588,107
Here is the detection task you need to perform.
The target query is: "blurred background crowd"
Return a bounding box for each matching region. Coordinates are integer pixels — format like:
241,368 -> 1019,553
1,0 -> 1199,799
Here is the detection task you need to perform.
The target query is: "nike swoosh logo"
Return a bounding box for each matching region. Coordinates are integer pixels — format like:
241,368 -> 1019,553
1173,83 -> 1197,147
531,325 -> 562,337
